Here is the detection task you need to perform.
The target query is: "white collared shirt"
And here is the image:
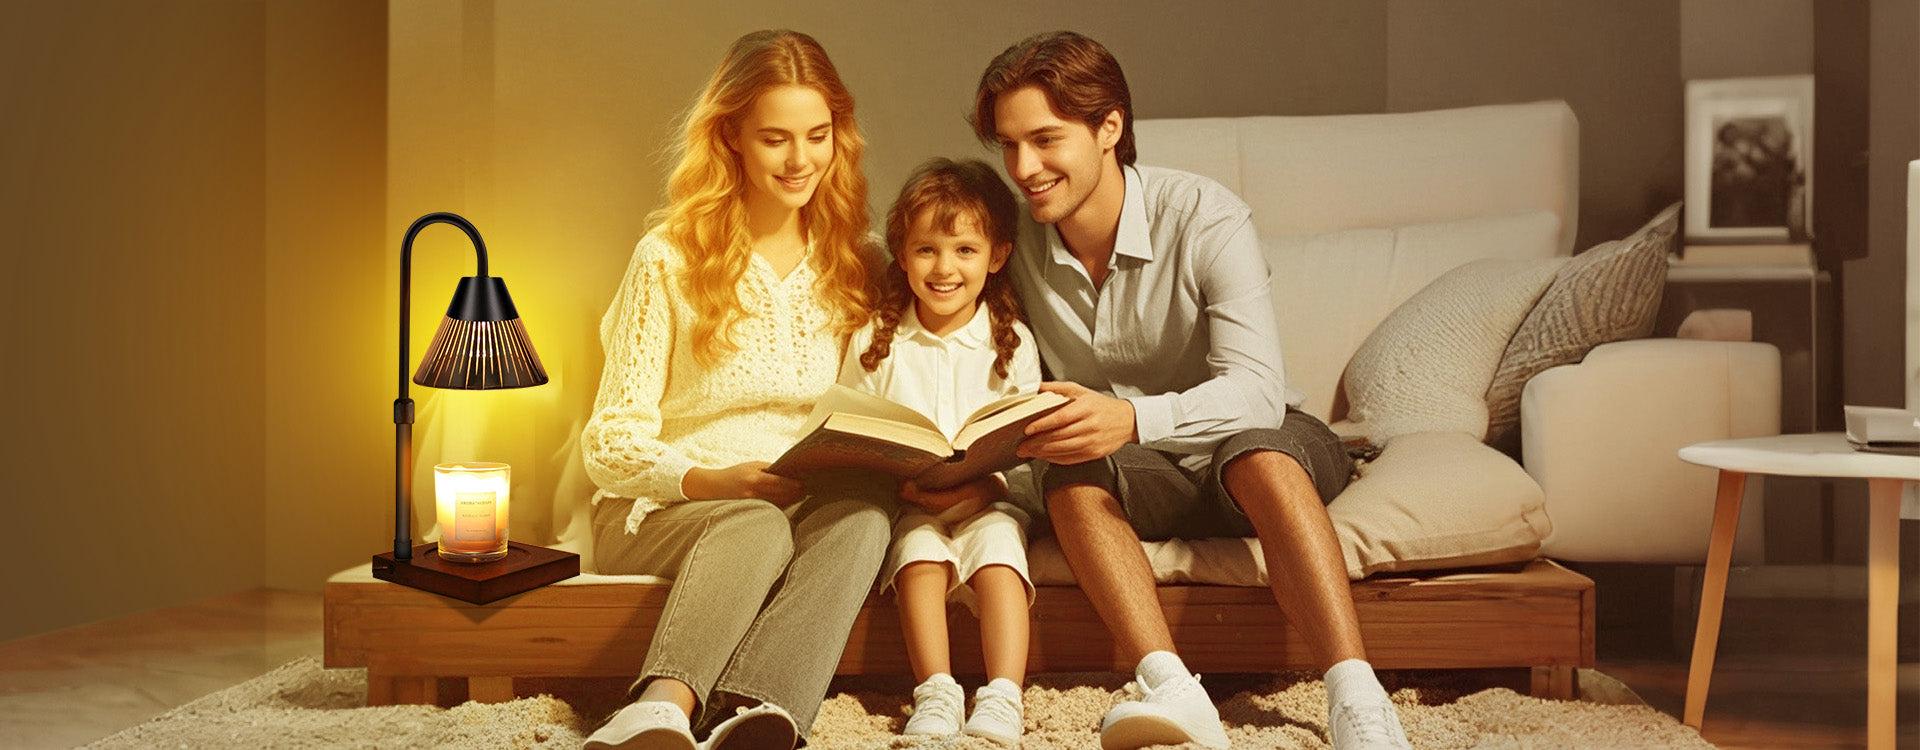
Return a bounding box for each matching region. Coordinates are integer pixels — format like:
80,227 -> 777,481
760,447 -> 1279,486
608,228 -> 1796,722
1007,165 -> 1298,455
837,304 -> 1041,440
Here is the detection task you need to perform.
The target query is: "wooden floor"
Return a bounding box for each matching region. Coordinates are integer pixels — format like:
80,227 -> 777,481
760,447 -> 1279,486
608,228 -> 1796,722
0,587 -> 1913,749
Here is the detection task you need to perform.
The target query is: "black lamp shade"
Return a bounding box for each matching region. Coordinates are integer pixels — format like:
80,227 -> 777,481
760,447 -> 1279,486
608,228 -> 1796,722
413,276 -> 548,390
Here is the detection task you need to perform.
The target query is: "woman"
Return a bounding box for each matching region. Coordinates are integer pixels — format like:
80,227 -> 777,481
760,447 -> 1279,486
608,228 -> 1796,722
581,30 -> 887,750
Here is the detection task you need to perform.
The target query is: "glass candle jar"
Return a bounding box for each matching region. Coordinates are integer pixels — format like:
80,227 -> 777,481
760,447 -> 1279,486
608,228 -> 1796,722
433,462 -> 510,563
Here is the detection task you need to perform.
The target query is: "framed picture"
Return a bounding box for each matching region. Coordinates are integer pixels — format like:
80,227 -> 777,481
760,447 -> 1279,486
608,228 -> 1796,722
1684,75 -> 1814,243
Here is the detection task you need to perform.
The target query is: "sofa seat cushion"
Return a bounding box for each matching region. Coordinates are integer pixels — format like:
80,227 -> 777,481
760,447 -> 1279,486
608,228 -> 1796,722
1026,432 -> 1548,584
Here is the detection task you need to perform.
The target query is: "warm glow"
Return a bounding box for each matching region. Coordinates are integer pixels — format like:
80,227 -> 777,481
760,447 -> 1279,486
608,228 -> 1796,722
433,462 -> 510,562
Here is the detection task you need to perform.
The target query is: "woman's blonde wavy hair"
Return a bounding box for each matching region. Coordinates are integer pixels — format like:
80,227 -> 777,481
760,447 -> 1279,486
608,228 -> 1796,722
649,29 -> 872,367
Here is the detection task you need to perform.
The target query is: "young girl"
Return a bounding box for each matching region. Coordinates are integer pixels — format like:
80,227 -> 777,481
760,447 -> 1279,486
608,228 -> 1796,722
582,30 -> 889,750
838,158 -> 1036,747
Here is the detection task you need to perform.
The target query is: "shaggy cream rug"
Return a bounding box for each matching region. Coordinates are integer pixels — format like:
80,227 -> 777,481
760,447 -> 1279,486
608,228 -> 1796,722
84,658 -> 1715,749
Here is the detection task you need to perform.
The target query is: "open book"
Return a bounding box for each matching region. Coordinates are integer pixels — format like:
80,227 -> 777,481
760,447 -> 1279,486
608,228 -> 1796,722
767,384 -> 1069,489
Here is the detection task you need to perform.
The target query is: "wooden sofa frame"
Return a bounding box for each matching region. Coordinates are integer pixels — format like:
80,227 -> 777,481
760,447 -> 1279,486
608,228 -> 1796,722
324,558 -> 1593,706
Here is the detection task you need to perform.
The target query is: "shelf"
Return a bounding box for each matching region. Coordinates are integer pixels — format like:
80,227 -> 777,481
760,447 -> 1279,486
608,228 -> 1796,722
1666,262 -> 1827,283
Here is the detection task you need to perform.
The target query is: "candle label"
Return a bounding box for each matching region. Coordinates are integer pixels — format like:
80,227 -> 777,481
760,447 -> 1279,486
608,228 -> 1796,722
454,491 -> 497,542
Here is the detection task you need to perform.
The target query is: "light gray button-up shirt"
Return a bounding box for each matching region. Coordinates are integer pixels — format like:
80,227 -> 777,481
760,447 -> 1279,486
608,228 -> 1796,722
1007,165 -> 1300,456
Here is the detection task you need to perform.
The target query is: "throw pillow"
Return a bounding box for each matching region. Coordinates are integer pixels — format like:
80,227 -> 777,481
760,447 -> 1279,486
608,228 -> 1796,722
1338,257 -> 1564,442
1483,202 -> 1679,457
1329,431 -> 1551,578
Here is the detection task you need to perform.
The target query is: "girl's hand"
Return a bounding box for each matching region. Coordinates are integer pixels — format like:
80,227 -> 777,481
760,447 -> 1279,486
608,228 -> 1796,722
683,462 -> 805,506
900,475 -> 1006,520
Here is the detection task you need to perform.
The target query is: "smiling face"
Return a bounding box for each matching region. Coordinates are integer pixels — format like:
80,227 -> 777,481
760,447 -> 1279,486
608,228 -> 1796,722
899,208 -> 1009,337
992,85 -> 1121,226
729,84 -> 835,218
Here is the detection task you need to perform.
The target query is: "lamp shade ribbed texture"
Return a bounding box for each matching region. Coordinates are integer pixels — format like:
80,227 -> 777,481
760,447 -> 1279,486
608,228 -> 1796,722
413,317 -> 548,389
412,275 -> 548,390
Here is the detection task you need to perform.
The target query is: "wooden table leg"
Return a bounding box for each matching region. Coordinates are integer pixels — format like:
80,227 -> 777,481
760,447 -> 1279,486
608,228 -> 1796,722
1683,469 -> 1747,730
1864,477 -> 1903,750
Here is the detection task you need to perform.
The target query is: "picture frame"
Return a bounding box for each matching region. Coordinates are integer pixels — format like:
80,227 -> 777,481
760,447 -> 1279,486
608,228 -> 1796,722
1684,75 -> 1814,243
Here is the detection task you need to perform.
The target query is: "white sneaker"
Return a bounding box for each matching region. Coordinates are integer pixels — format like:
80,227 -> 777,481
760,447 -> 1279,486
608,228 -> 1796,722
961,678 -> 1023,747
698,702 -> 797,750
1098,674 -> 1229,750
584,700 -> 695,750
901,673 -> 964,736
1328,699 -> 1412,750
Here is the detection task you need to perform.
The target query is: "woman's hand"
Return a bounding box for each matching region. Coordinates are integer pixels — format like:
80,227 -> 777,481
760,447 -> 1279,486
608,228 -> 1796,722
900,475 -> 1006,520
682,462 -> 805,506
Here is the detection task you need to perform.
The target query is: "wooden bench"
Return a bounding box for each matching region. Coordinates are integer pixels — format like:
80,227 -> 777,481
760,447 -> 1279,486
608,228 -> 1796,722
324,557 -> 1593,706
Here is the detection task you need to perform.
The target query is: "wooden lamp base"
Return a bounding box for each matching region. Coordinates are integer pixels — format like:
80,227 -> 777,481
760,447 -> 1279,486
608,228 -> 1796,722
370,542 -> 579,604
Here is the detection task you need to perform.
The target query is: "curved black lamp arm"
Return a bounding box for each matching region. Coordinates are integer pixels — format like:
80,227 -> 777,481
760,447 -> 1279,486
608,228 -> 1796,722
392,211 -> 490,560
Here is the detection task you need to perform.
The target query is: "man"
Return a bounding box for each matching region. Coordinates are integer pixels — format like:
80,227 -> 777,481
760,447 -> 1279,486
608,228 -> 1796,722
973,31 -> 1412,750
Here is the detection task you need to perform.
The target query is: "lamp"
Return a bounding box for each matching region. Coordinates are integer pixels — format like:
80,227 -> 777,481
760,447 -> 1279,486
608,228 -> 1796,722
370,212 -> 578,604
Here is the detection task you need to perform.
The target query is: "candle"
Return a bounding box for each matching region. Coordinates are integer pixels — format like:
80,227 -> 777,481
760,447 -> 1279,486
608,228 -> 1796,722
433,462 -> 510,563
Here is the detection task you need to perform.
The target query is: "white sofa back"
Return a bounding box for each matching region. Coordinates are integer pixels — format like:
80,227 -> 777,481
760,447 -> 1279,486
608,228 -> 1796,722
1135,101 -> 1581,420
1133,101 -> 1579,247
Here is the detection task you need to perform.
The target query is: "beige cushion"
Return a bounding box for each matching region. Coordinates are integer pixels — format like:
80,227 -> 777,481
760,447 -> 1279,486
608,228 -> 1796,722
1484,203 -> 1678,456
1026,431 -> 1550,583
1332,431 -> 1550,577
1336,257 -> 1564,442
1266,211 -> 1562,421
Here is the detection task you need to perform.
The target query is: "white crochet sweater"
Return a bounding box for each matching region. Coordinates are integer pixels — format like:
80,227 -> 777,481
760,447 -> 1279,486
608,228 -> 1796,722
582,229 -> 844,532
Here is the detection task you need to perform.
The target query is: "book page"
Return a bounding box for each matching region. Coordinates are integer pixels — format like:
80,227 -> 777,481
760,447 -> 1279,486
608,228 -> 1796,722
914,391 -> 1068,490
800,383 -> 941,436
953,391 -> 1070,449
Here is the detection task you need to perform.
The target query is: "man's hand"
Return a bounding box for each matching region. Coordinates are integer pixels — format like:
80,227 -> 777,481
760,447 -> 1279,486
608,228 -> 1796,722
681,461 -> 805,506
900,475 -> 1006,521
1017,381 -> 1138,464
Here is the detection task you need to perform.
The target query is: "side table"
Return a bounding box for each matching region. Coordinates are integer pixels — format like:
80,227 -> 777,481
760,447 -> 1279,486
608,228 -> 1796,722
1677,432 -> 1917,749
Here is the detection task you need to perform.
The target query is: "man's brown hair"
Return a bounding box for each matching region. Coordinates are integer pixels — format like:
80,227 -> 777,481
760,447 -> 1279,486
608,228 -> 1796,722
970,31 -> 1135,167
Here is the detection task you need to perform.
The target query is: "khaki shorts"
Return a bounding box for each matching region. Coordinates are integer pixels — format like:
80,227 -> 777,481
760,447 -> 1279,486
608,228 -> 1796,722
1034,408 -> 1353,541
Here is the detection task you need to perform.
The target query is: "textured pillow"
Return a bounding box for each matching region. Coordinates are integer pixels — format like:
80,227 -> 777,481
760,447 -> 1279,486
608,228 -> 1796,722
1338,258 -> 1564,442
1483,202 -> 1679,456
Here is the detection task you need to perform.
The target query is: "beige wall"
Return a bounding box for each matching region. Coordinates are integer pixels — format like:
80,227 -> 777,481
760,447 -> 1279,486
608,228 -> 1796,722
1385,0 -> 1683,249
0,2 -> 268,642
262,2 -> 389,590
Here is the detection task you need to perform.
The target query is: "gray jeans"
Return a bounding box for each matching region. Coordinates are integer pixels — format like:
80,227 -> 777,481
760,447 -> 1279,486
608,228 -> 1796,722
593,490 -> 891,739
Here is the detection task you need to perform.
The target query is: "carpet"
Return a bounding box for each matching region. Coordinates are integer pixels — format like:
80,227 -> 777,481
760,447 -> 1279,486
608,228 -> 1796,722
83,658 -> 1715,749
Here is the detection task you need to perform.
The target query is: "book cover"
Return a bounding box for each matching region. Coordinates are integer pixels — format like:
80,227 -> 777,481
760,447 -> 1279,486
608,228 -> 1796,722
768,385 -> 1068,489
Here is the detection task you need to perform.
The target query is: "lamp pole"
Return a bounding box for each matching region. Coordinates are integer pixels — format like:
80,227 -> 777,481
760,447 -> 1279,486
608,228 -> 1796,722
394,212 -> 490,561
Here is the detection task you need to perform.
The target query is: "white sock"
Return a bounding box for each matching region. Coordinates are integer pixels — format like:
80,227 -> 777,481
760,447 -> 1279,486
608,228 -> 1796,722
1324,658 -> 1390,706
922,672 -> 958,687
980,677 -> 1022,700
1136,650 -> 1191,691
